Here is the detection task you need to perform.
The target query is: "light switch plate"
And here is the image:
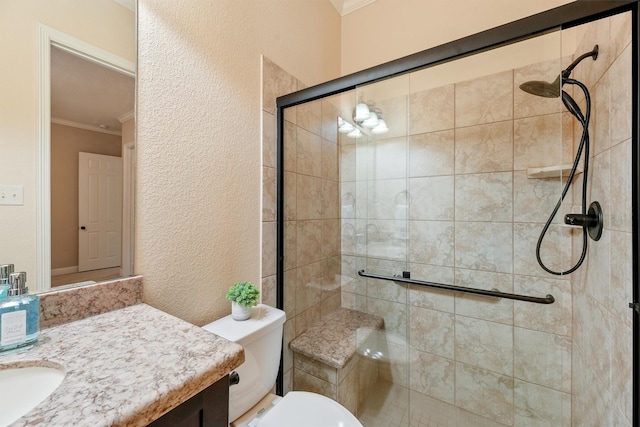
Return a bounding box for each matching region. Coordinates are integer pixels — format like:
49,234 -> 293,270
0,185 -> 24,206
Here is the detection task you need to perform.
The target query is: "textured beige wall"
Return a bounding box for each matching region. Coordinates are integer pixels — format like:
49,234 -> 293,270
0,0 -> 134,285
136,1 -> 341,326
50,124 -> 122,270
340,0 -> 575,75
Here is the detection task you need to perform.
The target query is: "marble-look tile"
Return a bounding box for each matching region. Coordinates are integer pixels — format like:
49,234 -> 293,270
340,143 -> 356,182
374,138 -> 407,180
321,98 -> 339,143
611,317 -> 633,424
409,305 -> 454,358
590,149 -> 611,229
611,11 -> 632,59
367,278 -> 407,305
262,56 -> 297,115
593,68 -> 611,156
357,356 -> 379,409
455,362 -> 514,426
610,44 -> 632,146
513,223 -> 572,277
298,98 -> 323,136
261,275 -> 276,307
409,84 -> 455,135
321,292 -> 341,319
610,231 -> 633,327
39,277 -> 143,329
514,380 -> 571,427
514,327 -> 571,392
296,220 -> 323,267
514,58 -> 564,119
296,174 -> 322,220
262,166 -> 276,222
409,348 -> 455,404
513,275 -> 571,336
262,222 -> 276,277
455,316 -> 513,375
284,171 -> 297,220
295,304 -> 322,336
584,296 -> 612,387
322,179 -> 339,220
409,220 -> 454,267
293,368 -> 337,399
366,297 -> 408,345
283,269 -> 297,317
321,138 -> 338,181
455,222 -> 513,273
284,220 -> 297,271
283,368 -> 293,395
321,256 -> 341,296
455,121 -> 513,174
322,219 -> 340,259
262,111 -> 276,168
454,269 -> 513,325
296,261 -> 323,313
337,366 -> 359,415
408,263 -> 455,314
409,176 -> 454,221
455,70 -> 513,127
294,352 -> 337,384
378,339 -> 409,387
584,229 -> 611,310
609,138 -> 632,232
513,171 -> 570,223
284,121 -> 297,172
367,178 -> 408,220
409,130 -> 455,177
297,127 -> 322,178
283,318 -> 296,372
514,113 -> 563,170
455,172 -> 512,222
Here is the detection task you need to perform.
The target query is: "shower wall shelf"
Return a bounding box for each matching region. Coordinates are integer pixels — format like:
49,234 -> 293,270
357,270 -> 555,304
526,164 -> 583,179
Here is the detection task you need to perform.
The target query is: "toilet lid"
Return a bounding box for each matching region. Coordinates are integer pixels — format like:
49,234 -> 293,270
258,391 -> 363,427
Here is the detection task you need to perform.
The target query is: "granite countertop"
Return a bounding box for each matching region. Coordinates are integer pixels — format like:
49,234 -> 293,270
0,303 -> 244,427
289,308 -> 383,369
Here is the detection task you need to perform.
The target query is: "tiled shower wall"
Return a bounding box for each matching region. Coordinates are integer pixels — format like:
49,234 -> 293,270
570,12 -> 633,427
261,57 -> 342,394
340,59 -> 579,425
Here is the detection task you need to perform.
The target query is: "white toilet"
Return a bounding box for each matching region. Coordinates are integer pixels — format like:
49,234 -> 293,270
202,304 -> 363,427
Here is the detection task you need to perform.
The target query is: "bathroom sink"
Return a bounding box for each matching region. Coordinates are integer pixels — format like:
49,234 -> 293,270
0,364 -> 65,427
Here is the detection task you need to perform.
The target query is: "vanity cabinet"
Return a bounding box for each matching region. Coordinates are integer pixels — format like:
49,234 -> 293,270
147,375 -> 229,427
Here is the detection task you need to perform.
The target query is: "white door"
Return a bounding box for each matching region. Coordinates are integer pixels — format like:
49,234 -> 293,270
78,153 -> 123,272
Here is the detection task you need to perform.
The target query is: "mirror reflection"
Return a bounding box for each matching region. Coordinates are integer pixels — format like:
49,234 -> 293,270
0,0 -> 136,292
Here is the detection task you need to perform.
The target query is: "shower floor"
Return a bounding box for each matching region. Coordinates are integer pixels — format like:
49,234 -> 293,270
358,380 -> 505,427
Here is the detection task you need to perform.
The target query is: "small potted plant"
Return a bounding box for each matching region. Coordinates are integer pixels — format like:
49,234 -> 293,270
226,281 -> 260,321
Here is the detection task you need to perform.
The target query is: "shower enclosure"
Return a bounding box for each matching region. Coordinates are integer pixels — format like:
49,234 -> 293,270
273,2 -> 637,426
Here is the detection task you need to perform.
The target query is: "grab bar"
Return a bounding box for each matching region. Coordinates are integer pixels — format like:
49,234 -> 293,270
357,270 -> 555,305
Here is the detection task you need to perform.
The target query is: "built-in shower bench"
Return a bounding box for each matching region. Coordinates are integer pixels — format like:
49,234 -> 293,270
289,308 -> 384,416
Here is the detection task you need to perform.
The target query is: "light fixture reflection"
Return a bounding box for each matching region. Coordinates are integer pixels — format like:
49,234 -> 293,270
361,111 -> 379,128
354,103 -> 371,121
371,118 -> 389,134
347,128 -> 363,138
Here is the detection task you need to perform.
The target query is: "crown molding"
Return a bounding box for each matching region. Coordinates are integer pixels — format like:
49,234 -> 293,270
117,110 -> 135,123
52,117 -> 122,136
329,0 -> 376,16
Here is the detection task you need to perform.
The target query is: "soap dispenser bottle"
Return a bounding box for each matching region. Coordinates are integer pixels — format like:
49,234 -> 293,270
0,264 -> 14,298
0,271 -> 40,354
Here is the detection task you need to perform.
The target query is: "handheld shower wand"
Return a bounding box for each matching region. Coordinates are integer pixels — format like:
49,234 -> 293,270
519,45 -> 603,276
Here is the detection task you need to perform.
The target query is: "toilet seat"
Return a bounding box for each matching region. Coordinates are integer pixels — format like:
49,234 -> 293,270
258,391 -> 363,427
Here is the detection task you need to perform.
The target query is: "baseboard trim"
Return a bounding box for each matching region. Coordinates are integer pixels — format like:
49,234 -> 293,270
51,266 -> 79,276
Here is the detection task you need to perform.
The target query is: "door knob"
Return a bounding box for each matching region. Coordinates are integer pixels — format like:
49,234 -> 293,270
80,226 -> 86,230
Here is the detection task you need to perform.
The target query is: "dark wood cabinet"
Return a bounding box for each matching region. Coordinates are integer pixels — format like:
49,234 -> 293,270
147,375 -> 229,427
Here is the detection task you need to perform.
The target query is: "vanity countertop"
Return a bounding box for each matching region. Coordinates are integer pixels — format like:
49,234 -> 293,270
0,303 -> 244,427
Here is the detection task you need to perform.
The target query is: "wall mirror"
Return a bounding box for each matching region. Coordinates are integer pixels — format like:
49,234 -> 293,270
0,0 -> 136,292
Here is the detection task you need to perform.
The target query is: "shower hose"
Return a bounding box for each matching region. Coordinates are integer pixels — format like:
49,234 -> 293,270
536,78 -> 591,276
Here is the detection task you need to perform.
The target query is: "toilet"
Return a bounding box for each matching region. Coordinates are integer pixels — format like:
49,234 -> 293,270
202,304 -> 363,427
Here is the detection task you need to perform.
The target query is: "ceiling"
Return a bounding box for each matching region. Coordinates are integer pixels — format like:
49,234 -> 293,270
50,46 -> 134,133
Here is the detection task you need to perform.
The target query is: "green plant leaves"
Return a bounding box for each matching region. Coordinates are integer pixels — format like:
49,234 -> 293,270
225,281 -> 260,307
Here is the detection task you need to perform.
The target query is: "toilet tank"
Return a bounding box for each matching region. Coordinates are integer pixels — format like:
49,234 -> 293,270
202,304 -> 286,422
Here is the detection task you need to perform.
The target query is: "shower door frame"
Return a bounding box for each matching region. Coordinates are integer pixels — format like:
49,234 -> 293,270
275,2 -> 640,425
